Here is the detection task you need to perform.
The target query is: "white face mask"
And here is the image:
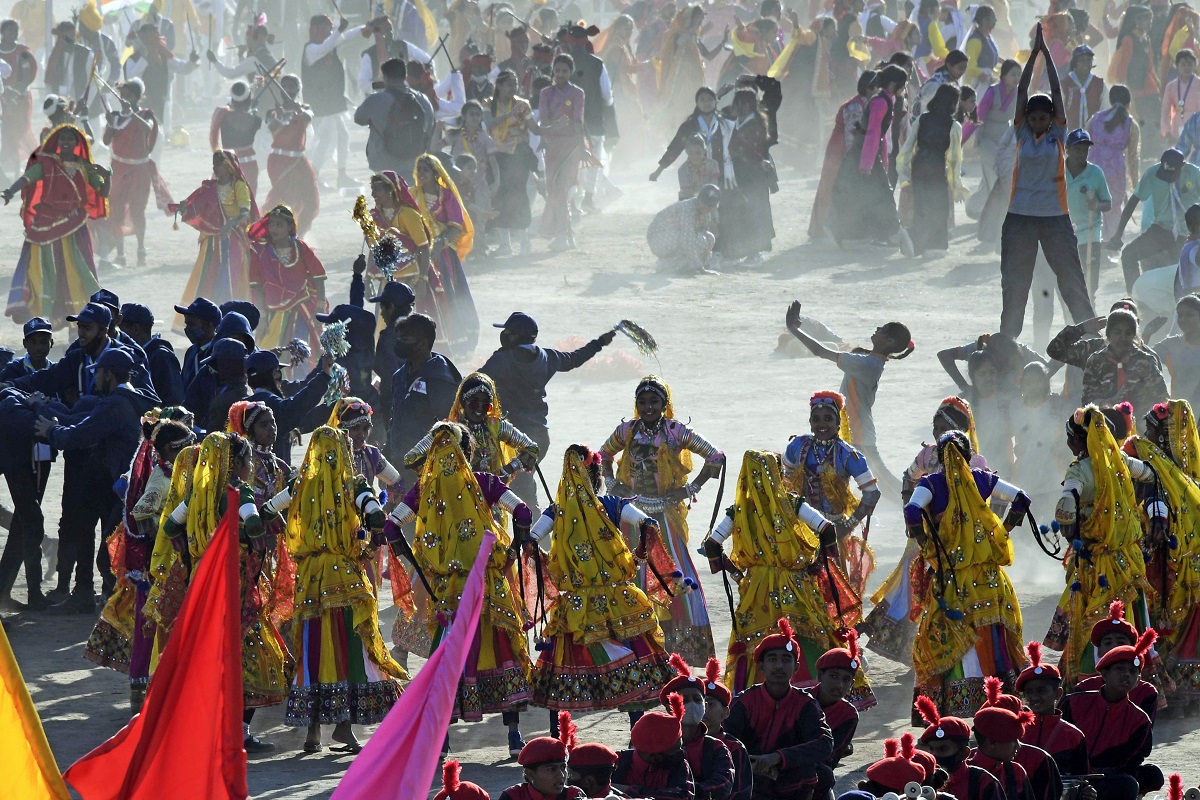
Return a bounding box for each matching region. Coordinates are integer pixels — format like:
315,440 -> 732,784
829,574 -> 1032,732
682,700 -> 705,726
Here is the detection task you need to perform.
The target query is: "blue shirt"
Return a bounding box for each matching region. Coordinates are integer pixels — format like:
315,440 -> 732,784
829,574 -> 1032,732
1065,162 -> 1112,243
1009,121 -> 1068,217
1179,110 -> 1200,163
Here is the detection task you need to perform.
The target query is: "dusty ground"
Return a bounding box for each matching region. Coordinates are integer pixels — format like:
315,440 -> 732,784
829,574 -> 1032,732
1,102 -> 1197,798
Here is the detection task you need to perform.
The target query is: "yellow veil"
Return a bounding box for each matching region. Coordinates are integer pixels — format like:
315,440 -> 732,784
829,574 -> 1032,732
326,396 -> 373,429
448,373 -> 514,474
938,396 -> 980,455
286,426 -> 363,559
144,443 -> 200,633
543,448 -> 661,644
1169,400 -> 1200,483
614,375 -> 694,490
414,153 -> 475,260
185,432 -> 242,558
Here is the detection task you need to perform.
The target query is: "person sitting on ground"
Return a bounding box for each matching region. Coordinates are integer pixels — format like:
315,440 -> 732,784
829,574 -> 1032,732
657,654 -> 736,800
699,658 -> 753,800
915,696 -> 1006,800
812,631 -> 865,800
502,730 -> 586,800
967,677 -> 1038,800
647,184 -> 722,274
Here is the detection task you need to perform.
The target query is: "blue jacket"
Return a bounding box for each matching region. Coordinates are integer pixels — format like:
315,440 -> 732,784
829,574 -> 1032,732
143,336 -> 185,406
0,356 -> 55,383
10,339 -> 158,406
249,369 -> 331,464
46,384 -> 160,482
181,339 -> 213,390
479,340 -> 603,434
387,353 -> 461,465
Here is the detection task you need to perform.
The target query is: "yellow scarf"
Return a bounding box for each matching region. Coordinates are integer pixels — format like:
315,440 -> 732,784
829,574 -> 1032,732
186,432 -> 237,559
414,153 -> 475,260
1133,434 -> 1200,631
285,426 -> 363,558
1169,400 -> 1200,483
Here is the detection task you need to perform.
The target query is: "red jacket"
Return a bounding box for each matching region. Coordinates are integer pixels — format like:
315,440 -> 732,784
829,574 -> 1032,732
1060,690 -> 1153,776
1020,713 -> 1089,777
724,684 -> 833,799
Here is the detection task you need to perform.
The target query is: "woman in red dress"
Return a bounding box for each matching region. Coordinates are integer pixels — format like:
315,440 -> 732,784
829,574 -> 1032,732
248,204 -> 327,354
263,75 -> 319,236
809,71 -> 877,240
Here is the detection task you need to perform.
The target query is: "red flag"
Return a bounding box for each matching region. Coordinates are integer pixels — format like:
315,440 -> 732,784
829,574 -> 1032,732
331,532 -> 496,800
65,488 -> 247,800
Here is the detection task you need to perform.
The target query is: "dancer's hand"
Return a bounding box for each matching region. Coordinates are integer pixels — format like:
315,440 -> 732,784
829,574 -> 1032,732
649,166 -> 663,181
785,299 -> 804,332
353,253 -> 366,274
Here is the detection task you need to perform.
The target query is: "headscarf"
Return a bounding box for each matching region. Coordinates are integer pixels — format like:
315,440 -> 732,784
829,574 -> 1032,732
414,153 -> 475,259
936,395 -> 979,454
185,432 -> 245,558
617,375 -> 694,488
543,447 -> 666,642
1073,405 -> 1142,552
730,451 -> 821,573
227,400 -> 271,437
810,390 -> 852,444
327,396 -> 374,429
1166,400 -> 1200,483
285,426 -> 363,558
246,203 -> 297,243
178,149 -> 260,233
928,431 -> 1012,572
22,124 -> 108,230
374,170 -> 424,214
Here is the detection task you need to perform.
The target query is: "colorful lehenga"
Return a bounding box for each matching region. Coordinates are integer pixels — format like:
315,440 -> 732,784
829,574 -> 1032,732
906,434 -> 1028,718
143,443 -> 200,666
599,378 -> 722,668
284,427 -> 406,727
1132,400 -> 1200,699
528,448 -> 675,710
6,124 -> 105,322
414,154 -> 480,358
1044,407 -> 1158,686
162,432 -> 294,709
862,397 -> 987,663
386,425 -> 532,721
247,207 -> 327,354
175,149 -> 259,307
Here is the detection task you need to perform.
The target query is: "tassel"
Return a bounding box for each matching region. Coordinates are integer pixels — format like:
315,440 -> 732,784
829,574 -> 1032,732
670,570 -> 683,579
946,608 -> 965,621
1169,535 -> 1179,549
1098,575 -> 1109,588
1070,581 -> 1082,592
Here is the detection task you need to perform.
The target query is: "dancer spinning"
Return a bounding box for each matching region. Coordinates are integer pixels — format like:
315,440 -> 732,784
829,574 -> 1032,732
703,449 -> 874,708
861,396 -> 987,662
3,124 -> 108,322
782,390 -> 880,595
247,204 -> 327,354
600,375 -> 725,667
527,445 -> 674,712
172,150 -> 259,307
385,422 -> 533,755
1045,406 -> 1163,685
262,75 -> 319,236
905,430 -> 1031,716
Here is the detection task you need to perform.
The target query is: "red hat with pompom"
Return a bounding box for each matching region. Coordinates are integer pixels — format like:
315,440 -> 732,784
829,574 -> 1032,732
910,746 -> 937,781
815,628 -> 862,673
1016,641 -> 1062,690
631,693 -> 684,754
659,653 -> 704,706
865,734 -> 927,791
754,617 -> 800,661
561,709 -> 619,769
1095,628 -> 1157,671
433,760 -> 491,800
517,710 -> 575,767
703,657 -> 732,707
973,677 -> 1033,742
1090,600 -> 1139,649
915,695 -> 971,743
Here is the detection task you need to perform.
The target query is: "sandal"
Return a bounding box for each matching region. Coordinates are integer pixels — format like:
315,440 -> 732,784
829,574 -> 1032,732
303,741 -> 323,753
331,742 -> 363,754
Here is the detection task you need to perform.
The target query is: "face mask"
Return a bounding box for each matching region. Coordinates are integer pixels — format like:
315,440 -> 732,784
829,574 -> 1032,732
184,326 -> 208,345
393,340 -> 416,359
936,752 -> 966,773
682,700 -> 705,726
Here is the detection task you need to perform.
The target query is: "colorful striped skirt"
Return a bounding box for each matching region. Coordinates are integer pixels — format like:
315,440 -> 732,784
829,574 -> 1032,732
637,506 -> 716,669
530,631 -> 673,711
913,622 -> 1022,721
179,230 -> 252,309
6,226 -> 100,322
432,613 -> 531,723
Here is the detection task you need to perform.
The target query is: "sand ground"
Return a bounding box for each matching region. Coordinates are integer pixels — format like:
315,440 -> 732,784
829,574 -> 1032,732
1,103 -> 1196,798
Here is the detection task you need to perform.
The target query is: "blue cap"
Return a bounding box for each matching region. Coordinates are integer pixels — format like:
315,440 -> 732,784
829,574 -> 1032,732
66,302 -> 113,328
245,350 -> 281,377
219,300 -> 260,331
494,311 -> 538,338
1066,128 -> 1092,147
201,338 -> 249,364
22,317 -> 52,337
93,347 -> 135,375
119,302 -> 155,326
214,311 -> 254,347
90,288 -> 120,313
174,297 -> 223,326
1072,44 -> 1094,59
367,281 -> 416,310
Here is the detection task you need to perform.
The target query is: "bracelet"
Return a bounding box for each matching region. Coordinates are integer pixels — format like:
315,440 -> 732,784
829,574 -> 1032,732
684,481 -> 700,498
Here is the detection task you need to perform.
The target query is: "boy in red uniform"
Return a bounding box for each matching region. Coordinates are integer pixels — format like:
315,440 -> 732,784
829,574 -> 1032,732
435,760 -> 491,800
915,696 -> 1005,800
1061,630 -> 1163,800
1072,600 -> 1159,722
1017,641 -> 1090,780
968,677 -> 1038,800
700,658 -> 753,800
860,734 -> 927,795
612,694 -> 696,799
811,630 -> 863,800
568,740 -> 622,798
658,654 -> 735,800
502,720 -> 586,800
723,618 -> 834,800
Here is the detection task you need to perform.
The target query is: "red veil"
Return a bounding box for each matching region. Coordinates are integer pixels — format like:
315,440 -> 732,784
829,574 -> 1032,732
178,149 -> 261,235
21,124 -> 108,242
372,169 -> 432,241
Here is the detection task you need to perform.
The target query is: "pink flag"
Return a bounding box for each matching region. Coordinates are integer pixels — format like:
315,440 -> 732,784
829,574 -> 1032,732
331,531 -> 496,800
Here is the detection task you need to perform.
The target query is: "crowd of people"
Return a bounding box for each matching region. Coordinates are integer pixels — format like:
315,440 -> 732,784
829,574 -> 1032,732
8,0 -> 1200,796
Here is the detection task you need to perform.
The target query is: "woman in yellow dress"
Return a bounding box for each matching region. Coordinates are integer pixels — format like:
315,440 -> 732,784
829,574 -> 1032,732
143,436 -> 200,664
904,430 -> 1029,717
528,445 -> 674,713
277,425 -> 405,753
413,153 -> 479,357
701,449 -> 875,708
385,421 -> 533,756
1044,406 -> 1163,686
599,375 -> 725,668
366,170 -> 431,294
161,431 -> 293,751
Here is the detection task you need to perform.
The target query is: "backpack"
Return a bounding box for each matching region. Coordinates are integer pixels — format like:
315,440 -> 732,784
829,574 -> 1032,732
383,87 -> 428,162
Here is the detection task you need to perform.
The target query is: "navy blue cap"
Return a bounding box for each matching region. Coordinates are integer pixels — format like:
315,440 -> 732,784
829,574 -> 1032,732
119,303 -> 155,326
245,350 -> 281,377
66,302 -> 113,328
90,288 -> 120,312
367,281 -> 416,309
201,338 -> 249,364
214,311 -> 254,347
493,311 -> 538,338
219,300 -> 260,331
93,347 -> 135,374
0,346 -> 13,366
1066,128 -> 1092,147
174,297 -> 223,326
22,317 -> 52,337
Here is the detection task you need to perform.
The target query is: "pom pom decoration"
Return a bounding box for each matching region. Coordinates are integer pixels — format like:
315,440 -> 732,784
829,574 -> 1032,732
319,320 -> 352,406
1109,600 -> 1126,621
442,760 -> 461,795
669,653 -> 693,678
352,194 -> 415,281
705,657 -> 723,686
613,320 -> 659,356
915,695 -> 941,727
1026,640 -> 1044,669
667,692 -> 685,721
900,732 -> 916,761
883,738 -> 899,759
1098,575 -> 1109,588
559,711 -> 578,751
1169,775 -> 1183,800
984,675 -> 1003,706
